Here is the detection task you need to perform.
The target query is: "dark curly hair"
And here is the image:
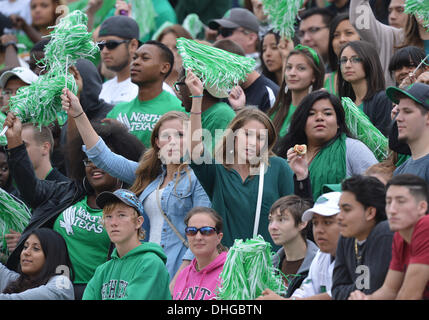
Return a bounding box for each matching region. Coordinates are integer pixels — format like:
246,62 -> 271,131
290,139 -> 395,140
67,120 -> 145,187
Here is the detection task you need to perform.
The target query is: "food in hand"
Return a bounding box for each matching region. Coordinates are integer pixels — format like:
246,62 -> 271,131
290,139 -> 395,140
293,144 -> 307,156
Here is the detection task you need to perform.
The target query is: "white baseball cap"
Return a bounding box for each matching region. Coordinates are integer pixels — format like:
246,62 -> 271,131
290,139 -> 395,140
302,192 -> 341,222
0,67 -> 38,88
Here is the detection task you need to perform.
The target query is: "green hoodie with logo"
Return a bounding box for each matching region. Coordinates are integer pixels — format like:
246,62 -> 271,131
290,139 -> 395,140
82,242 -> 171,300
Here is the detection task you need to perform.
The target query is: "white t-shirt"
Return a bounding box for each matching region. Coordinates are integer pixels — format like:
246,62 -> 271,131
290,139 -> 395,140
292,250 -> 335,298
0,0 -> 32,25
143,187 -> 165,245
99,76 -> 138,106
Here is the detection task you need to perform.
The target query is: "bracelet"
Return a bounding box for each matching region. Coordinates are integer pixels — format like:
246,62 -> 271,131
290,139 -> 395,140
189,95 -> 204,98
190,111 -> 202,115
72,111 -> 84,119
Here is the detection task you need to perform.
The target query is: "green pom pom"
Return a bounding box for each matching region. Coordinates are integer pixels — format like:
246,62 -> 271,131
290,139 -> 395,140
342,97 -> 388,162
262,0 -> 304,39
0,188 -> 31,257
8,10 -> 97,127
0,112 -> 7,146
131,0 -> 156,38
216,236 -> 287,300
182,14 -> 204,39
176,37 -> 256,98
405,0 -> 429,30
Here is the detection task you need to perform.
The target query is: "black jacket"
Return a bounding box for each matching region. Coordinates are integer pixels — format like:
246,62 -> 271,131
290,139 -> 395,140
362,91 -> 393,137
332,220 -> 394,300
5,143 -> 88,271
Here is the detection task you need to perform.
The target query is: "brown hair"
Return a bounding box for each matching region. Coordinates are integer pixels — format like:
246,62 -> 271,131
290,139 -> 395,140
185,207 -> 228,253
130,111 -> 191,196
397,15 -> 424,50
269,195 -> 312,240
102,202 -> 145,240
22,123 -> 54,156
214,108 -> 277,169
156,24 -> 193,42
268,48 -> 325,136
364,161 -> 396,184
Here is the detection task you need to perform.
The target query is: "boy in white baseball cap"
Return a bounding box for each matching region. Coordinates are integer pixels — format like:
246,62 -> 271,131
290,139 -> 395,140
0,66 -> 38,111
258,192 -> 342,300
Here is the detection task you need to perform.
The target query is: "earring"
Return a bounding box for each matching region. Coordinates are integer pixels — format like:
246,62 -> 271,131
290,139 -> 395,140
284,85 -> 289,94
308,84 -> 313,93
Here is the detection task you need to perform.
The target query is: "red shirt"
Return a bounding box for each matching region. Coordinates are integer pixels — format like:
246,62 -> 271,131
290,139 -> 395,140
389,215 -> 429,300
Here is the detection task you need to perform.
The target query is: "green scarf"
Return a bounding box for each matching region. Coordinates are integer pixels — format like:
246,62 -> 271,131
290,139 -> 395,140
309,133 -> 347,200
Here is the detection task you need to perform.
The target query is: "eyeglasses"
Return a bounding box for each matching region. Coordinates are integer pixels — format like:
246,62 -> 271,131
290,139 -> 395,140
185,226 -> 217,236
83,159 -> 93,167
98,39 -> 130,51
173,80 -> 186,92
296,26 -> 328,39
339,56 -> 363,66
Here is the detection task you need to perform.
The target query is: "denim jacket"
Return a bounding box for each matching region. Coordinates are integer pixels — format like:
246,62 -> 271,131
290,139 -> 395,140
83,138 -> 211,279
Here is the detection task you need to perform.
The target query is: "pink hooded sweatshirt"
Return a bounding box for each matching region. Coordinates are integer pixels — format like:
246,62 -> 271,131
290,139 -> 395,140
173,251 -> 227,300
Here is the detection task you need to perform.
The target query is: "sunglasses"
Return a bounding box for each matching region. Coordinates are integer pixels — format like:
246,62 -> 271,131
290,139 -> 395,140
185,226 -> 217,236
98,39 -> 130,51
218,27 -> 236,38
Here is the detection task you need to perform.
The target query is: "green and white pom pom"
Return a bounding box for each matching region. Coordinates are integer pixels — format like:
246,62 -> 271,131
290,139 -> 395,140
8,10 -> 97,127
405,0 -> 429,30
262,0 -> 304,39
182,13 -> 204,39
0,188 -> 31,256
216,236 -> 287,300
342,97 -> 388,162
0,113 -> 7,146
130,0 -> 157,38
176,37 -> 256,98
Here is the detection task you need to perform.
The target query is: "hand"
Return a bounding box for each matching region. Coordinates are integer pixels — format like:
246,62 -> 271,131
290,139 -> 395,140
228,85 -> 246,111
287,147 -> 309,181
86,0 -> 103,15
278,37 -> 294,64
348,290 -> 369,300
3,112 -> 22,146
9,14 -> 26,30
416,71 -> 429,85
1,34 -> 18,46
5,230 -> 21,253
114,0 -> 132,17
399,73 -> 416,89
185,69 -> 204,97
255,288 -> 287,300
391,104 -> 399,120
204,27 -> 218,42
61,88 -> 84,118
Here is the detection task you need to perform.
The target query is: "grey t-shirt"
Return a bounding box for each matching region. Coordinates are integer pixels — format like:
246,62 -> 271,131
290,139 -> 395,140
394,152 -> 429,183
345,138 -> 378,177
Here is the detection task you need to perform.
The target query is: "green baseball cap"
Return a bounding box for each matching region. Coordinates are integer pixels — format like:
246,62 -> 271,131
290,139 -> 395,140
386,83 -> 429,110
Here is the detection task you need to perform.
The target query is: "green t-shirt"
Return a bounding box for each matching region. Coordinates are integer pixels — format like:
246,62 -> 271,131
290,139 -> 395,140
67,0 -> 116,30
201,102 -> 235,151
271,104 -> 297,138
53,196 -> 110,284
190,156 -> 295,250
324,71 -> 337,96
106,91 -> 185,148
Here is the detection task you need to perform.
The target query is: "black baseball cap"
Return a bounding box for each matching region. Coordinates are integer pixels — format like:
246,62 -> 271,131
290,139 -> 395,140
386,83 -> 429,110
208,8 -> 259,34
98,16 -> 140,40
96,189 -> 144,216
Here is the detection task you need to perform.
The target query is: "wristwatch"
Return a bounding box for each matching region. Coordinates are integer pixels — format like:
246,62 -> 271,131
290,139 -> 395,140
2,41 -> 17,51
